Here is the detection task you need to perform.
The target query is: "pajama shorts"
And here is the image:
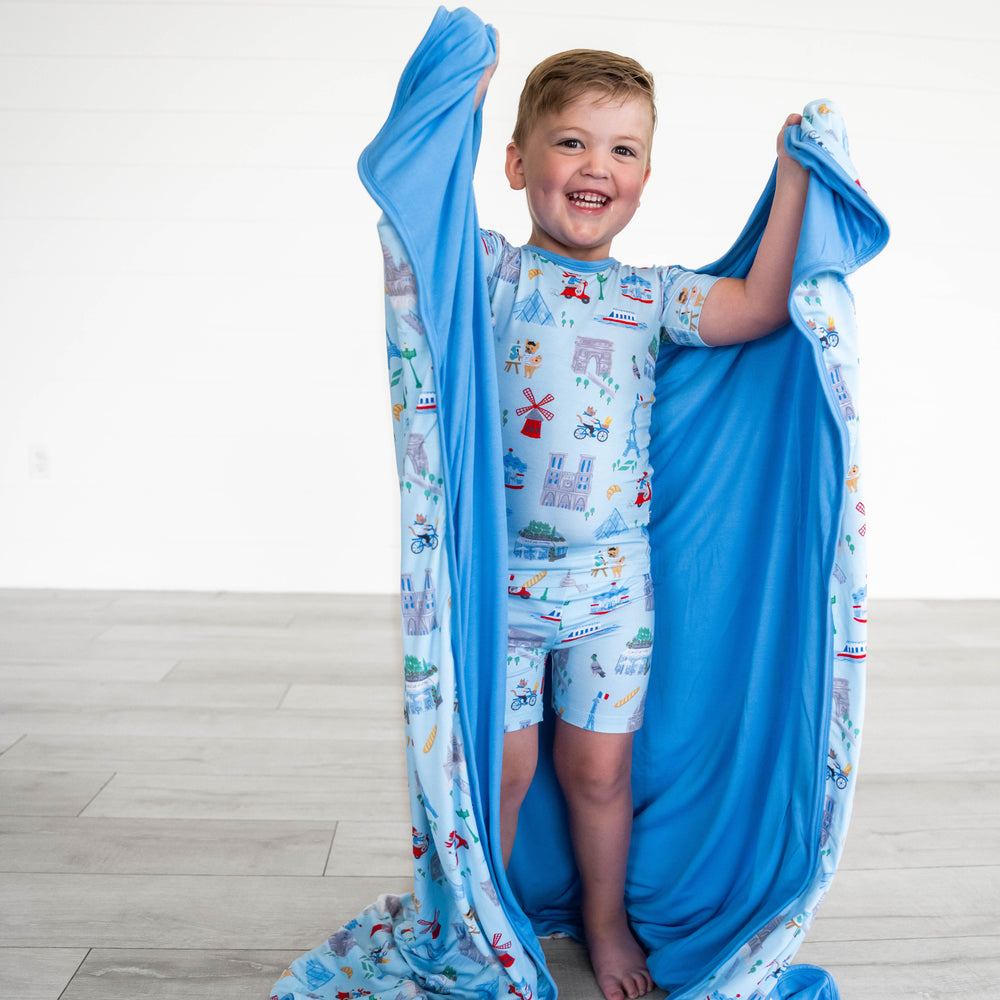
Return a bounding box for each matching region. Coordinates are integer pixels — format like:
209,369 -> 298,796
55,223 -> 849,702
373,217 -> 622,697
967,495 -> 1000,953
504,569 -> 654,734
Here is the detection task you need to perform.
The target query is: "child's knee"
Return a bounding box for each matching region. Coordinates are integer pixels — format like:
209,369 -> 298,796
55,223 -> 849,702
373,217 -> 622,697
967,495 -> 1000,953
501,726 -> 539,802
554,728 -> 632,800
568,754 -> 629,792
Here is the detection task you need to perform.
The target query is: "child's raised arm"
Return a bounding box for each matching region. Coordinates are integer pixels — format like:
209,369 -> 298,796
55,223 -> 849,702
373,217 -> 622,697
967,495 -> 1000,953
698,114 -> 809,346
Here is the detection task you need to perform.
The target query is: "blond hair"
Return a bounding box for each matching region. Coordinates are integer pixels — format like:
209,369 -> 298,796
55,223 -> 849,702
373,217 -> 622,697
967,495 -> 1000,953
511,49 -> 656,149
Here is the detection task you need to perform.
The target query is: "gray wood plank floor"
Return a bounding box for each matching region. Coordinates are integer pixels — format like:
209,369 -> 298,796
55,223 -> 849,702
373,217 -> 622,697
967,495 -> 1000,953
0,590 -> 996,999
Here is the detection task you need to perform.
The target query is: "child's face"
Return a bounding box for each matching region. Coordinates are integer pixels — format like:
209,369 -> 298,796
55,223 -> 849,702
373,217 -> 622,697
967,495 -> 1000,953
505,90 -> 652,262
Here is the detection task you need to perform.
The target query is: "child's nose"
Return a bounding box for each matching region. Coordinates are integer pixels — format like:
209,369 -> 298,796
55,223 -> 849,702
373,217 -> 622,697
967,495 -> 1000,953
580,150 -> 611,177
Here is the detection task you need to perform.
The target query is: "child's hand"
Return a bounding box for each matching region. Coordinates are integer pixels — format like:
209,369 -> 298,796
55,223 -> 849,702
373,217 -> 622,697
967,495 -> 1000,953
777,113 -> 804,160
474,28 -> 499,109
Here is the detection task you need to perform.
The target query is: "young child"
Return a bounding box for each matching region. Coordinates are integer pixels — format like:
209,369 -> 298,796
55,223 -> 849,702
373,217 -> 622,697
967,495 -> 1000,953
475,37 -> 809,1000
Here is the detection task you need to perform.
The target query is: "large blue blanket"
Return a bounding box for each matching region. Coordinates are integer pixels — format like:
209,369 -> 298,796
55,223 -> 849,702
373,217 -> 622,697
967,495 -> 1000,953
270,7 -> 887,1000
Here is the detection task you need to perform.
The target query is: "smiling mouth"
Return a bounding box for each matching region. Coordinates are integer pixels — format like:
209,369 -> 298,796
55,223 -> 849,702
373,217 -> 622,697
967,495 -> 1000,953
567,192 -> 609,208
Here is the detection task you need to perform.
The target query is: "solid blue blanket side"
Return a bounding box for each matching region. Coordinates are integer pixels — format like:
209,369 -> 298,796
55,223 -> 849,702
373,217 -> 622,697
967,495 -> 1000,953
358,8 -> 887,1000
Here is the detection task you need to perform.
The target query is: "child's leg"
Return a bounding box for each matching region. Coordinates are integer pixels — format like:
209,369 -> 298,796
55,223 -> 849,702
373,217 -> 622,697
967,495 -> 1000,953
553,720 -> 653,1000
500,723 -> 538,868
500,613 -> 548,867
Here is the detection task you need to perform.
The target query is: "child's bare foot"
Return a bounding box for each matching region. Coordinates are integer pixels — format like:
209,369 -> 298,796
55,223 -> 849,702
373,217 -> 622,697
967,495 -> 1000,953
585,915 -> 654,1000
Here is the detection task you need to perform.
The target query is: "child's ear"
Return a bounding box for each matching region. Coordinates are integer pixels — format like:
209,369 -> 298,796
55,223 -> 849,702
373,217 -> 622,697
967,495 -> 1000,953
505,142 -> 526,191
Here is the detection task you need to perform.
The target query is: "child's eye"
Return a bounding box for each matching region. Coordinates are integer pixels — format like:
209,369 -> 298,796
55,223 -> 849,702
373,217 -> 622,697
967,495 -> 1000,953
613,145 -> 636,157
558,138 -> 583,149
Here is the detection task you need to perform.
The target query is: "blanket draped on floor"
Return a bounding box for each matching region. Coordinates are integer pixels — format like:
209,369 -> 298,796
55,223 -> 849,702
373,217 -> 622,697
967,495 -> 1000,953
270,7 -> 887,1000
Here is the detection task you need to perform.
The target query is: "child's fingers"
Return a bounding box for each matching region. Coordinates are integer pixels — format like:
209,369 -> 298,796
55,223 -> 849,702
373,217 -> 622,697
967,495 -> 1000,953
777,112 -> 803,154
474,28 -> 499,109
484,26 -> 500,80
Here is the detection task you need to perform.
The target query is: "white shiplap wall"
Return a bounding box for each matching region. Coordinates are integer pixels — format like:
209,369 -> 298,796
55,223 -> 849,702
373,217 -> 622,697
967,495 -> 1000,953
1,0 -> 997,597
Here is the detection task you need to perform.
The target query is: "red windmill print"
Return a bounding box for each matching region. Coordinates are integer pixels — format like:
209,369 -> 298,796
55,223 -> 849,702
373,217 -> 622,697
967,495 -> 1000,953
516,387 -> 555,439
491,932 -> 516,968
